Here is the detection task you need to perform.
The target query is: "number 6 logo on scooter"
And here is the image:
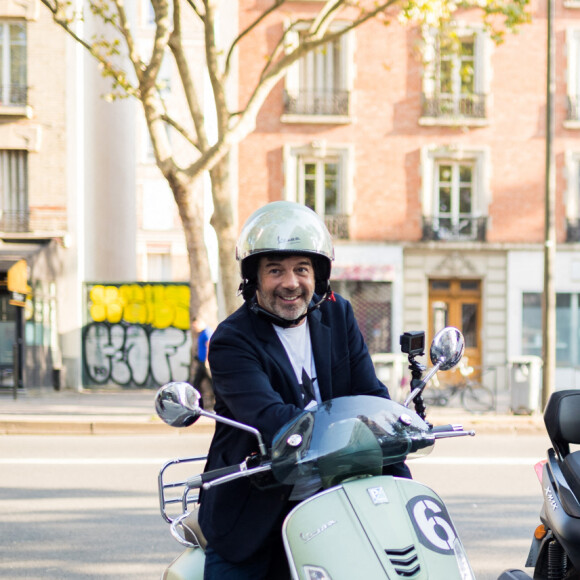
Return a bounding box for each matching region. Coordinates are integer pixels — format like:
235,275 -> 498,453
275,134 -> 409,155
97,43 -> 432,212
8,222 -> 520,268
406,495 -> 458,555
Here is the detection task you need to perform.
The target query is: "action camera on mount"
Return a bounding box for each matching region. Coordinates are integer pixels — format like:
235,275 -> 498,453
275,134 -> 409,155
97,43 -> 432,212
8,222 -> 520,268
399,331 -> 425,357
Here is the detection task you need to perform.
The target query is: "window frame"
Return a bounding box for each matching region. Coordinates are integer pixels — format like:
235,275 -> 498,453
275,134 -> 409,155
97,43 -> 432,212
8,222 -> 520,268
0,20 -> 27,112
566,27 -> 580,126
564,150 -> 580,240
284,142 -> 354,238
420,24 -> 490,126
0,149 -> 28,232
421,144 -> 490,241
282,20 -> 354,123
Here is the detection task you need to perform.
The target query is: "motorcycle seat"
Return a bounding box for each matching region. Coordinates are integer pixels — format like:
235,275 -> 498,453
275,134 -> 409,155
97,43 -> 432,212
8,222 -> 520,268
544,389 -> 580,458
563,452 -> 580,501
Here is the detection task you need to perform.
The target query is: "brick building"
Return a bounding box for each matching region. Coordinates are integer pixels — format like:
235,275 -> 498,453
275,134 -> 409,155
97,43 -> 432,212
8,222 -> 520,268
234,0 -> 580,396
0,0 -> 70,390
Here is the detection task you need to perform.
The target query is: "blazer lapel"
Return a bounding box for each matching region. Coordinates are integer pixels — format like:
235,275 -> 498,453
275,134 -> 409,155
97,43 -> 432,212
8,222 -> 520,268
308,307 -> 332,402
250,311 -> 304,407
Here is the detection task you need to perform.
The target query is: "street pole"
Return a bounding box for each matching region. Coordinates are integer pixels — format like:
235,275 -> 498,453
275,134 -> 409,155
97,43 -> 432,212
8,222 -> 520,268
542,0 -> 556,409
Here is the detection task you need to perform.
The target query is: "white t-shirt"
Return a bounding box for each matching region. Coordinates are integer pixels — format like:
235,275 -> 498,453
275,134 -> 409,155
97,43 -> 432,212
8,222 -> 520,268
274,320 -> 321,405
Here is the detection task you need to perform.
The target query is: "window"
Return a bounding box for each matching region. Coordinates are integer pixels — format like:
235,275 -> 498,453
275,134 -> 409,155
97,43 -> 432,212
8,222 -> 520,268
567,28 -> 580,123
146,252 -> 172,281
522,292 -> 580,365
434,161 -> 475,238
0,22 -> 26,106
284,143 -> 353,238
421,26 -> 488,124
142,180 -> 174,230
421,145 -> 489,241
300,158 -> 339,215
0,150 -> 27,232
284,23 -> 352,119
565,151 -> 580,240
332,280 -> 392,354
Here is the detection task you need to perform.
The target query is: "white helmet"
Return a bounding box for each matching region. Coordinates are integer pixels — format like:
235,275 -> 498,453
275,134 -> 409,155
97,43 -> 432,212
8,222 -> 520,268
236,201 -> 334,301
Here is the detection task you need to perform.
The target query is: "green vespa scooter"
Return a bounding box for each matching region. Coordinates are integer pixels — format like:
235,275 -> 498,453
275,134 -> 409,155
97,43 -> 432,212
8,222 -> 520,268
156,326 -> 476,580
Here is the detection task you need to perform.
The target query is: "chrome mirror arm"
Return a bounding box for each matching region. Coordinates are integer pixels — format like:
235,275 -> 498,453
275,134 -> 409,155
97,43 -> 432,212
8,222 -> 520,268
196,409 -> 267,457
155,382 -> 268,457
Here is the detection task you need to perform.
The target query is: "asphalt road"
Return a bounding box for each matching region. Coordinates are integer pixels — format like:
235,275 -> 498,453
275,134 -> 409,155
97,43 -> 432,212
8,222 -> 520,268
0,430 -> 550,579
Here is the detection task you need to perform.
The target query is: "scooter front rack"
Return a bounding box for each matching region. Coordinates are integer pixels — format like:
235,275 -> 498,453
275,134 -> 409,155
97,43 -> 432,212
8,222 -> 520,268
158,455 -> 207,523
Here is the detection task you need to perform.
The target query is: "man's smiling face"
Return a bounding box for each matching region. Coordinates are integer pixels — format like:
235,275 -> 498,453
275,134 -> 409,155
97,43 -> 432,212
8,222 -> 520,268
255,254 -> 315,326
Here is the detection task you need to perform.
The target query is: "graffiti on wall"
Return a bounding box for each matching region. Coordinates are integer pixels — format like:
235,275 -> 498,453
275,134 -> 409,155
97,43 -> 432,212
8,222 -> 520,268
83,283 -> 191,388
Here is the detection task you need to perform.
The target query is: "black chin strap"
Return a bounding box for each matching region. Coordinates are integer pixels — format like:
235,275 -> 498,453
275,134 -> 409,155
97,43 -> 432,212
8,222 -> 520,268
249,288 -> 333,328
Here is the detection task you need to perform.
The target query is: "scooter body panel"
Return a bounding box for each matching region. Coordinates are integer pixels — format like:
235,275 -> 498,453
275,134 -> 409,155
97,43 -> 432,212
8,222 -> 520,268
161,547 -> 205,580
539,462 -> 580,570
282,475 -> 472,580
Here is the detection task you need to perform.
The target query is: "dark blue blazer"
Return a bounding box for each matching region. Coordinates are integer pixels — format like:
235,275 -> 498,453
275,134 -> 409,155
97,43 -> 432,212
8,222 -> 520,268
198,293 -> 410,563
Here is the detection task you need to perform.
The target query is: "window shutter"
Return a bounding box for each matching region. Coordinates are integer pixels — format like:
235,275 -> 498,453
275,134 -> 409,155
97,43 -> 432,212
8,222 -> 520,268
474,29 -> 486,95
285,26 -> 300,98
422,28 -> 437,97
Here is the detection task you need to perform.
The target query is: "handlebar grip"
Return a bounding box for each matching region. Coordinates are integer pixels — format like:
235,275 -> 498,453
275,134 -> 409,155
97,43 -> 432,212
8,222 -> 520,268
431,424 -> 463,434
187,463 -> 245,489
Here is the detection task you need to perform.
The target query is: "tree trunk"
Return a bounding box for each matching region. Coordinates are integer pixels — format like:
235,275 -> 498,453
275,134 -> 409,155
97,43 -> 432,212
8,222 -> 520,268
210,152 -> 243,316
168,171 -> 218,330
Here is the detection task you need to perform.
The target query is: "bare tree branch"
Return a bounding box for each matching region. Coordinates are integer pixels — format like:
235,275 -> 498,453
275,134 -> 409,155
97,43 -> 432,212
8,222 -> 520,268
168,0 -> 210,151
160,112 -> 201,150
224,0 -> 287,79
202,0 -> 228,136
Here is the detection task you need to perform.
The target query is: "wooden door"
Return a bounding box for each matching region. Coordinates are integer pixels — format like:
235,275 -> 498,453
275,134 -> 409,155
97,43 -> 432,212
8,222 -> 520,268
428,279 -> 482,381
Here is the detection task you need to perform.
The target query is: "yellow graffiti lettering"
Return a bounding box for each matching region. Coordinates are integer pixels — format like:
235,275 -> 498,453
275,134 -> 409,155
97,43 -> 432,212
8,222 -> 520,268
87,283 -> 190,329
89,285 -> 125,323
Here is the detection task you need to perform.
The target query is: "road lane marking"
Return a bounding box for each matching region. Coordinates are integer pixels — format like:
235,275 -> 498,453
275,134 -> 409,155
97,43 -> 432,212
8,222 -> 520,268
416,457 -> 541,465
0,458 -> 179,465
0,457 -> 539,465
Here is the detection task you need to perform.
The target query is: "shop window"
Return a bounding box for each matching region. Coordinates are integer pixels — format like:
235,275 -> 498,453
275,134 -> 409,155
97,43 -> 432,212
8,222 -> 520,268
522,292 -> 579,365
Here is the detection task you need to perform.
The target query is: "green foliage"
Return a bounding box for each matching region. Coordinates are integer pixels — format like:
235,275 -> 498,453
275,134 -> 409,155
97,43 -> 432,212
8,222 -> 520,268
399,0 -> 531,44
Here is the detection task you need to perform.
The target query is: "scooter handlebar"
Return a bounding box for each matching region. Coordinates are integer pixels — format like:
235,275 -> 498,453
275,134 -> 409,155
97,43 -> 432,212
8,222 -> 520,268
432,424 -> 476,438
186,462 -> 248,489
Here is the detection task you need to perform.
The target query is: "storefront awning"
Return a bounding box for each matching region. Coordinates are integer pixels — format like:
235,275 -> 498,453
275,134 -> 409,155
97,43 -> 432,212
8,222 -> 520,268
331,263 -> 395,281
0,240 -> 45,271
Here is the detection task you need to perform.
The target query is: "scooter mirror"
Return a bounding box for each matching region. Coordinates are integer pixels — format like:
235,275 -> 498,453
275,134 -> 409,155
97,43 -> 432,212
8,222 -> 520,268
430,327 -> 465,371
155,382 -> 202,428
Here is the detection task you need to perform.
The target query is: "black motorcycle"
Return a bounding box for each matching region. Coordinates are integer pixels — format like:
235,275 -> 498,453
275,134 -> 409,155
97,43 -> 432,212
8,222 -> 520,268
500,389 -> 580,580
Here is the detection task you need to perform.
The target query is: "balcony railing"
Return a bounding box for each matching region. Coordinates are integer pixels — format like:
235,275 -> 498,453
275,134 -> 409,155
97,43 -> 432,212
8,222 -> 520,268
421,93 -> 487,119
422,216 -> 487,242
283,89 -> 350,116
324,214 -> 349,240
0,210 -> 30,232
0,84 -> 27,107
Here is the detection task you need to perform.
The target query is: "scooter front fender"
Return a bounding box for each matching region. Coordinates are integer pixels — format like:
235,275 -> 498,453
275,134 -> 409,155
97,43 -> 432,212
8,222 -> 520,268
161,547 -> 205,580
282,475 -> 474,580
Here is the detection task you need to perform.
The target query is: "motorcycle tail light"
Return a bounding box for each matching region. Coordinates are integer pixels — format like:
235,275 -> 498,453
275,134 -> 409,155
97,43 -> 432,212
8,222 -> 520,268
534,524 -> 548,540
534,460 -> 547,482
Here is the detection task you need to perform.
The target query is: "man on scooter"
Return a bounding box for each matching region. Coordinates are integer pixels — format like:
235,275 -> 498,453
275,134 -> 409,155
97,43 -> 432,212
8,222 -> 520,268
198,201 -> 410,579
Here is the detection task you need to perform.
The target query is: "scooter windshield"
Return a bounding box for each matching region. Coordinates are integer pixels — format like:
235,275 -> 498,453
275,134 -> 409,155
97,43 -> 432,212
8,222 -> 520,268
270,395 -> 434,489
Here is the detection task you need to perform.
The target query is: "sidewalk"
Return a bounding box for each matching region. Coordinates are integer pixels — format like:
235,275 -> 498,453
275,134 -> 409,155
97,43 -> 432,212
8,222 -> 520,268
0,387 -> 217,435
0,386 -> 547,436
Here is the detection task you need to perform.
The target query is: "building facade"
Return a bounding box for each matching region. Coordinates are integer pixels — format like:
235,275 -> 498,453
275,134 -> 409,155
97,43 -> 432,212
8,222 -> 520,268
233,0 -> 580,395
0,0 -> 70,390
